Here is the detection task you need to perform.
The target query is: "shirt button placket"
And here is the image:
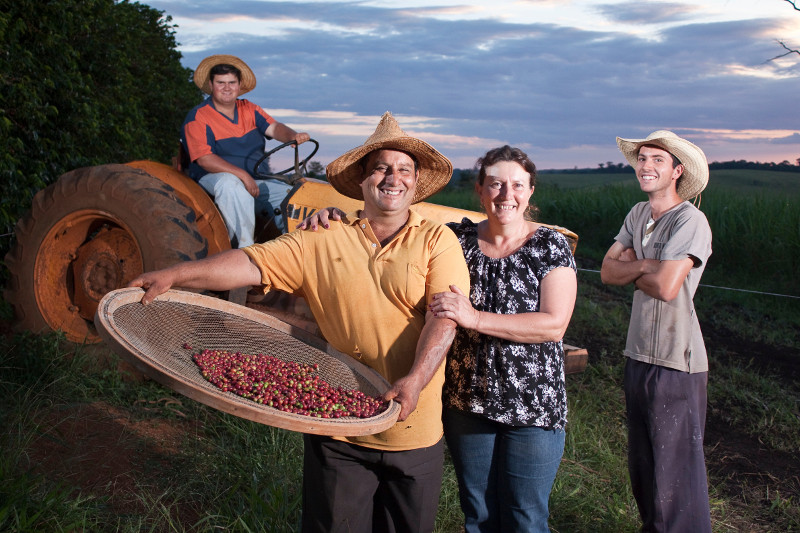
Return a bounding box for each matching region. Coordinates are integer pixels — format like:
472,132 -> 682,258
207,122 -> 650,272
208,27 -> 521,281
361,222 -> 380,255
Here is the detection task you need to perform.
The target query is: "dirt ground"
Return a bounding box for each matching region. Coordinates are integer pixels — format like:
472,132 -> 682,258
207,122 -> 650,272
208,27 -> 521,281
702,330 -> 800,531
20,326 -> 800,531
29,400 -> 201,521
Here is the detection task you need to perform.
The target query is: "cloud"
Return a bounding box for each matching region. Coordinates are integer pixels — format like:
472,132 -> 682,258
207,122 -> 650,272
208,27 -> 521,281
148,0 -> 800,168
771,132 -> 800,144
596,1 -> 699,25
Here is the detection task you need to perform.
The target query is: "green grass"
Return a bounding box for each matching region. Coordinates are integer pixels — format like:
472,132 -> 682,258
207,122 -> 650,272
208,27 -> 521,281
551,360 -> 640,532
0,329 -> 465,532
708,358 -> 800,454
3,274 -> 799,531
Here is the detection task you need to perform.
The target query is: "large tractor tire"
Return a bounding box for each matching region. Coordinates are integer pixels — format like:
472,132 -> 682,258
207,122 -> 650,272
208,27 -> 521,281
4,164 -> 208,343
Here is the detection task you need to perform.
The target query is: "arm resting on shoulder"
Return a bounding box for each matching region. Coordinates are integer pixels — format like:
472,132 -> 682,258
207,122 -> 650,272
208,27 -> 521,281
296,206 -> 344,231
384,313 -> 457,421
128,249 -> 262,305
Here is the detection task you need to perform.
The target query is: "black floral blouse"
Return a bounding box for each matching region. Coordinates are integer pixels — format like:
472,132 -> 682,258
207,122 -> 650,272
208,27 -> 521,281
443,218 -> 576,430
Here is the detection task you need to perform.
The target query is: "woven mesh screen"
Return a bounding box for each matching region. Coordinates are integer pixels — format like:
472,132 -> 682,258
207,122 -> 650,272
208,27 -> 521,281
111,299 -> 382,405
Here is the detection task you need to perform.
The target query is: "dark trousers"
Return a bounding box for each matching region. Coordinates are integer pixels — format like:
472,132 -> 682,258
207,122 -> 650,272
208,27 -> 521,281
301,434 -> 444,533
624,358 -> 712,533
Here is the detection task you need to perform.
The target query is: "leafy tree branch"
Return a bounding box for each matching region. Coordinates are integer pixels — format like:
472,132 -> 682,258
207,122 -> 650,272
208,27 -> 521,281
1,0 -> 202,245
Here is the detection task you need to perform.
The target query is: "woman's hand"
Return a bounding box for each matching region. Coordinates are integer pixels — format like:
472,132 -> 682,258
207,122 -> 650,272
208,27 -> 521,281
429,285 -> 479,330
295,207 -> 344,231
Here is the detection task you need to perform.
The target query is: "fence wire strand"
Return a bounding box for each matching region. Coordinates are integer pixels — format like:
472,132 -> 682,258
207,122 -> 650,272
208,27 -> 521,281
577,268 -> 800,300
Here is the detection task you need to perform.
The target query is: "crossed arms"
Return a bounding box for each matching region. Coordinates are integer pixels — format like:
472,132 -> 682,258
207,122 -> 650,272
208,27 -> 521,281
600,241 -> 694,302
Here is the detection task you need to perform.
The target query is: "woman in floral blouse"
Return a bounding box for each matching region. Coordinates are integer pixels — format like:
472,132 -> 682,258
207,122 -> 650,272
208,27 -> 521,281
429,145 -> 577,533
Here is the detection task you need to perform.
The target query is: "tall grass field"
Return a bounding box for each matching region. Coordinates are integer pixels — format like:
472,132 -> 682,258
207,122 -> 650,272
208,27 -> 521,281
1,168 -> 799,531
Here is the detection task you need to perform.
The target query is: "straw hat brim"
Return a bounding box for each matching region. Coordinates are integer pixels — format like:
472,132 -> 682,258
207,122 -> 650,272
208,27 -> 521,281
326,113 -> 453,204
193,55 -> 257,96
617,130 -> 709,200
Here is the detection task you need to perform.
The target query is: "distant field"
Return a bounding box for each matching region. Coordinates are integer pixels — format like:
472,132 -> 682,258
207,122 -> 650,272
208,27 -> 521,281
536,171 -> 631,189
706,169 -> 800,195
534,168 -> 800,195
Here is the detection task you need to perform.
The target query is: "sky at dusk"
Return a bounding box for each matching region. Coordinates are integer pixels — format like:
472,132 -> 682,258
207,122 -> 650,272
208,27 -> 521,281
144,0 -> 800,170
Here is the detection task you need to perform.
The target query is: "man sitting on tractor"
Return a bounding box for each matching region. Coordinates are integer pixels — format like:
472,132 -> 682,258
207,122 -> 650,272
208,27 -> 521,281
182,54 -> 310,247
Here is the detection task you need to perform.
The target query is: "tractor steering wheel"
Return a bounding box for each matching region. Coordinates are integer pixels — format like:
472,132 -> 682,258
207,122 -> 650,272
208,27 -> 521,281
253,139 -> 319,183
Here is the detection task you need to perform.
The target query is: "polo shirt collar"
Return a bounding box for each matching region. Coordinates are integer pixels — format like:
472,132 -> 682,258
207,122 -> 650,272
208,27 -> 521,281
346,208 -> 423,228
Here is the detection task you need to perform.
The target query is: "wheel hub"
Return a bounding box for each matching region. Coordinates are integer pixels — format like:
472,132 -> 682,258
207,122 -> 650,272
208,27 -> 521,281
73,227 -> 143,322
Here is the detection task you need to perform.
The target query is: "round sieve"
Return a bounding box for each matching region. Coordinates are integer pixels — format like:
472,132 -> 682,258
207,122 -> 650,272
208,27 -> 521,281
94,287 -> 400,436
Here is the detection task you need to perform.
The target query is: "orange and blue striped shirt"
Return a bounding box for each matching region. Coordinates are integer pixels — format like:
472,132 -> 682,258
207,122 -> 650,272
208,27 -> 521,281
181,97 -> 275,181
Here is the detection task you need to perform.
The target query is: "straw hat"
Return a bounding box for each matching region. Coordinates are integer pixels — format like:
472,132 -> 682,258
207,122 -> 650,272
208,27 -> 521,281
617,130 -> 709,201
193,54 -> 257,95
326,112 -> 453,203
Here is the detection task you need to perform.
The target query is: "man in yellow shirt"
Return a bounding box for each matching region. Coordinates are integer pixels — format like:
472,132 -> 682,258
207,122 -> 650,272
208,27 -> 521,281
130,112 -> 470,532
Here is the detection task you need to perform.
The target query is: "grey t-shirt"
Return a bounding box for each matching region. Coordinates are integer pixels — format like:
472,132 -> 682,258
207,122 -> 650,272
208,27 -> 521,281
614,201 -> 712,373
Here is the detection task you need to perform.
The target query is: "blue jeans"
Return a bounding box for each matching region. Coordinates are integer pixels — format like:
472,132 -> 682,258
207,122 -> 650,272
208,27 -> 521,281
198,172 -> 290,248
443,408 -> 564,533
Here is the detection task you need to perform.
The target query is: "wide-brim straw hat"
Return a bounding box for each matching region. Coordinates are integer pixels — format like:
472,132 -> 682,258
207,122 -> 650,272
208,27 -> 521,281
193,55 -> 257,95
617,130 -> 709,201
326,112 -> 453,203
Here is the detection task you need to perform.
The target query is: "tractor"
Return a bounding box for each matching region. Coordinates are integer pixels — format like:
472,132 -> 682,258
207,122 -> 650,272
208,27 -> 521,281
4,140 -> 588,373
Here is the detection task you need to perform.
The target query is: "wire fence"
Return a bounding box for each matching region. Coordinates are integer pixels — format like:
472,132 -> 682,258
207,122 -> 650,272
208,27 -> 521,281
577,268 -> 800,300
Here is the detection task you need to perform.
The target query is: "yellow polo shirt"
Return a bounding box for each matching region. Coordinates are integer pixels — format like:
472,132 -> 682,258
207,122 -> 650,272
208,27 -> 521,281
242,209 -> 470,450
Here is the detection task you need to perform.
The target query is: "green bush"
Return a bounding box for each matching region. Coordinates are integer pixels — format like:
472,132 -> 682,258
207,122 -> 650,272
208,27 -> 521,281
0,0 -> 202,251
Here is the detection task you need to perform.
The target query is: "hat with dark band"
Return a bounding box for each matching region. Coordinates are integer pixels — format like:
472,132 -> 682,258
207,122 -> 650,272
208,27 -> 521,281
617,130 -> 709,201
326,112 -> 453,203
193,54 -> 257,95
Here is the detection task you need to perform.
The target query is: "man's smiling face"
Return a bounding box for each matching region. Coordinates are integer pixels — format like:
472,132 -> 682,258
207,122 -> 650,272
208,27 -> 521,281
210,72 -> 240,107
635,145 -> 683,196
360,149 -> 419,216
